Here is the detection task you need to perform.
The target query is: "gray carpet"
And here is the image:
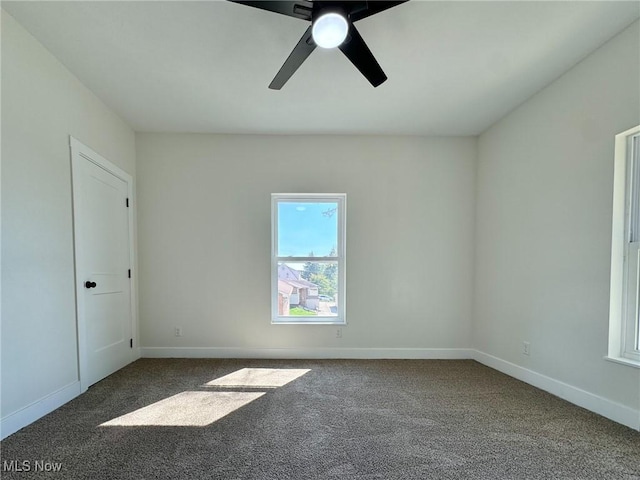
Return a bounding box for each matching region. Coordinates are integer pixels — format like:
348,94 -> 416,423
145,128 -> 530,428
1,359 -> 639,479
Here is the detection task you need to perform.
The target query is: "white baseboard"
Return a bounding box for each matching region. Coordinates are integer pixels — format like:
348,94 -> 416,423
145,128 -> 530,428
0,381 -> 81,440
141,347 -> 474,360
472,350 -> 640,431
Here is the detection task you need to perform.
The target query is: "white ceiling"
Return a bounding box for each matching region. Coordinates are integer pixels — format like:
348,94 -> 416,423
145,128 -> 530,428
3,1 -> 639,135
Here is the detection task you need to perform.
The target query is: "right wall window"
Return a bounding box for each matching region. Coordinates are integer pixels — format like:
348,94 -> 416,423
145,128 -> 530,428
609,125 -> 640,366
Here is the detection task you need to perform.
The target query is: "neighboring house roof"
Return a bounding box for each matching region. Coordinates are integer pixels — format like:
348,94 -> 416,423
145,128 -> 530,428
278,264 -> 303,281
283,278 -> 317,290
279,277 -> 319,293
277,264 -> 318,289
278,280 -> 293,295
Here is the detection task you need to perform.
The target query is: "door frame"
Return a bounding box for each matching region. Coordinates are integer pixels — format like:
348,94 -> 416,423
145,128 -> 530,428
70,136 -> 137,392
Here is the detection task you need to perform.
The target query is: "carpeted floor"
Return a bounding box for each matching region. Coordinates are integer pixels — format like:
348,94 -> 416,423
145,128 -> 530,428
1,359 -> 639,479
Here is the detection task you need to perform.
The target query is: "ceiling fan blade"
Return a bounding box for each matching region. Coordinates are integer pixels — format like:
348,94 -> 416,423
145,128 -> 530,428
269,26 -> 316,89
227,1 -> 313,21
338,24 -> 387,87
350,1 -> 408,22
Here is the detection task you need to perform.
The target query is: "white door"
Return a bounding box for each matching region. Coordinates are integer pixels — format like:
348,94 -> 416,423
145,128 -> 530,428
71,137 -> 135,391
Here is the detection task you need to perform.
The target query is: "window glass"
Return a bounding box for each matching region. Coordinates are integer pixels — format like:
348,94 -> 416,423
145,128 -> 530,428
277,202 -> 338,257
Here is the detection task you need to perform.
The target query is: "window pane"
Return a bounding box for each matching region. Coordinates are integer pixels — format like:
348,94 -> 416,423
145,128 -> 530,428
277,202 -> 338,257
277,262 -> 338,317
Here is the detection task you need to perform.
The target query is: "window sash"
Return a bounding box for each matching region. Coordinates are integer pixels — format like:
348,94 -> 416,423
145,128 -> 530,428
275,256 -> 339,262
629,135 -> 640,243
622,242 -> 640,360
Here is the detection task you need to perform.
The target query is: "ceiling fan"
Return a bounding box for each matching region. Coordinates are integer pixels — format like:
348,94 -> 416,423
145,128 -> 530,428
229,1 -> 408,89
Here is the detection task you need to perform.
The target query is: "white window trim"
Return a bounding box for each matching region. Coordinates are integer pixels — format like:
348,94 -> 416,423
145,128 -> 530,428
271,193 -> 346,325
607,125 -> 640,368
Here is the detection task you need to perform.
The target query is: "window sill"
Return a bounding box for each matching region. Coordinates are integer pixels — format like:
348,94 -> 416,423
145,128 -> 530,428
272,319 -> 346,326
604,356 -> 640,369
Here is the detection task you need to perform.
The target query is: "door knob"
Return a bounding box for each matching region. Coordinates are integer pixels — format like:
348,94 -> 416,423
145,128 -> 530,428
85,281 -> 97,289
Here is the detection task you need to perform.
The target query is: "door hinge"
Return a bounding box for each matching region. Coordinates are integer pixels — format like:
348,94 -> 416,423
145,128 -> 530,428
128,269 -> 131,278
130,338 -> 133,348
126,198 -> 129,207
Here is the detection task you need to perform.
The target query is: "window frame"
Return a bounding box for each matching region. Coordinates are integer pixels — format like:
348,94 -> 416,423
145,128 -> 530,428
271,193 -> 346,325
608,125 -> 640,367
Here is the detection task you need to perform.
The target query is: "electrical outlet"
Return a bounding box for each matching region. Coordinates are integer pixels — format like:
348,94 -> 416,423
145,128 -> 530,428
523,341 -> 531,356
336,328 -> 342,339
175,327 -> 183,337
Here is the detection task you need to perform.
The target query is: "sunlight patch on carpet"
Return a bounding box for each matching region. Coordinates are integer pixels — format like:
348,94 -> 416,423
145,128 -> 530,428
100,391 -> 265,427
205,368 -> 310,388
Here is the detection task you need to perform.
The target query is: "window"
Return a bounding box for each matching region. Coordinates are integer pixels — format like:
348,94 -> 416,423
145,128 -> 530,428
271,194 -> 346,324
608,125 -> 640,366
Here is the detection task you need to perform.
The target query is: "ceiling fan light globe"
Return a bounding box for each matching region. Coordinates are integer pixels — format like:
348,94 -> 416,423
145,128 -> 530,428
312,13 -> 348,49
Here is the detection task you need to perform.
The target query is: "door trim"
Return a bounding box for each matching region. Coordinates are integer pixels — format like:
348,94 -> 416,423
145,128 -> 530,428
70,136 -> 137,392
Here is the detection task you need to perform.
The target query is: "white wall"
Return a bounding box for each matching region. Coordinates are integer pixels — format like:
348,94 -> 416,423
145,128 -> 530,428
1,11 -> 137,435
474,21 -> 640,418
136,134 -> 476,356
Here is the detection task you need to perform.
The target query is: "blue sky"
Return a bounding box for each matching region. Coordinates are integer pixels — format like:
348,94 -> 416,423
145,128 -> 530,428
278,202 -> 337,257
